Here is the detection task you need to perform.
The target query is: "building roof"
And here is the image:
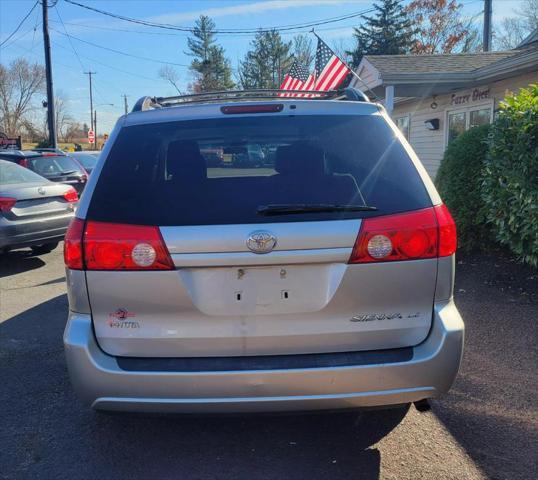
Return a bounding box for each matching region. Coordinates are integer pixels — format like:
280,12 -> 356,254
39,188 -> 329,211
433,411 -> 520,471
518,28 -> 538,48
353,34 -> 538,98
363,51 -> 518,75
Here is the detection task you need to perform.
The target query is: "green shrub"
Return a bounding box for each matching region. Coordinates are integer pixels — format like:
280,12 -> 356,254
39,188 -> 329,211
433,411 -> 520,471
482,84 -> 538,267
436,124 -> 491,251
35,138 -> 50,148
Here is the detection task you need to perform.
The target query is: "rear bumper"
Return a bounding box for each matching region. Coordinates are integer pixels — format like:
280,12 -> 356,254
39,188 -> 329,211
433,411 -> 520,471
63,300 -> 464,413
0,214 -> 72,249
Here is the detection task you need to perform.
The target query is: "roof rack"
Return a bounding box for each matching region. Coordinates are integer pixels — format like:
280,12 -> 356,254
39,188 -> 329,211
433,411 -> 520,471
131,87 -> 370,112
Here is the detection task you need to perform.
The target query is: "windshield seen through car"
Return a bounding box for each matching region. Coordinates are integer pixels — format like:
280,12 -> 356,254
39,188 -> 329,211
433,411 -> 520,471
29,156 -> 83,176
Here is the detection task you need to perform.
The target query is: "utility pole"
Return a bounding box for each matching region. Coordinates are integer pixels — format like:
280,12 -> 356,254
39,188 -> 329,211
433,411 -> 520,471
84,71 -> 96,149
94,109 -> 97,150
42,0 -> 57,148
483,0 -> 493,52
122,94 -> 129,115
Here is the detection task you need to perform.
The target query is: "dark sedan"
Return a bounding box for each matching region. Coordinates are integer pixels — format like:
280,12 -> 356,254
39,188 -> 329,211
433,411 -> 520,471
0,150 -> 88,194
69,151 -> 100,174
0,160 -> 78,254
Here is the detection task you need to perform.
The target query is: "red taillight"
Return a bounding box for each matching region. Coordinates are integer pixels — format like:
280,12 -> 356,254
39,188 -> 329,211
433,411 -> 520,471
0,197 -> 17,212
63,220 -> 174,271
349,205 -> 457,264
64,218 -> 85,269
220,104 -> 284,114
434,204 -> 457,256
63,187 -> 79,203
83,221 -> 174,271
18,158 -> 28,168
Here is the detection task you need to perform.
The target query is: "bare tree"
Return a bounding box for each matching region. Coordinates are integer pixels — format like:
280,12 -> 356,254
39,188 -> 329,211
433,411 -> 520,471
292,34 -> 315,70
0,58 -> 46,136
158,66 -> 182,94
461,15 -> 483,53
331,38 -> 353,64
62,121 -> 82,143
20,116 -> 46,143
494,0 -> 538,50
54,96 -> 74,142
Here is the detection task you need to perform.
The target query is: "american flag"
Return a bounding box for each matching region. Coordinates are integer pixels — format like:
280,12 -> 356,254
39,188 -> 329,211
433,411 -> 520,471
279,61 -> 315,97
314,37 -> 351,91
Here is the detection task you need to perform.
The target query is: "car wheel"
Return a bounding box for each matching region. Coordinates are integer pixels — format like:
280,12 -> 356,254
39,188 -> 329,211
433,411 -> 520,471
31,242 -> 59,255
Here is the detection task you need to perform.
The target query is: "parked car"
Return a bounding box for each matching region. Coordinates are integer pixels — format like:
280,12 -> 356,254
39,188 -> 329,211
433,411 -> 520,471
69,151 -> 100,175
0,160 -> 78,254
63,88 -> 463,414
0,150 -> 88,194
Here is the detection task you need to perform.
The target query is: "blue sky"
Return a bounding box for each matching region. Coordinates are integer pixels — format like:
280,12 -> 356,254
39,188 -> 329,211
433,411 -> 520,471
0,0 -> 525,132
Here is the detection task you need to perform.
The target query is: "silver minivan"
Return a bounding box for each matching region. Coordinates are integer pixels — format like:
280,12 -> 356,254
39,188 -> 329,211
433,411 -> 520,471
63,89 -> 464,413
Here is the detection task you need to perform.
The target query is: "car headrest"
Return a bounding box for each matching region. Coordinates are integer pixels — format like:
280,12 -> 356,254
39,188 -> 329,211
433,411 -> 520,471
275,142 -> 325,176
167,140 -> 206,180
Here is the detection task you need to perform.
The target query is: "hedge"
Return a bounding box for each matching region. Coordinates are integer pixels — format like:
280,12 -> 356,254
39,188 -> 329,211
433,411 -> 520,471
436,124 -> 491,251
482,84 -> 538,266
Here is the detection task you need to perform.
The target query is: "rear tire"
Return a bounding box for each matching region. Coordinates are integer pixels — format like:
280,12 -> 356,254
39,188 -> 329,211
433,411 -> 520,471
414,399 -> 431,412
31,242 -> 59,255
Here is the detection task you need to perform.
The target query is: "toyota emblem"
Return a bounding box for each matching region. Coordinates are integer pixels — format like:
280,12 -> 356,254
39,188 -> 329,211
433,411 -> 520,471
246,230 -> 277,254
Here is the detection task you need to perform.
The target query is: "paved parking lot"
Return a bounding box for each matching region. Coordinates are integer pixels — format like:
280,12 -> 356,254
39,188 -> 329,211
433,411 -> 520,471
1,246 -> 537,480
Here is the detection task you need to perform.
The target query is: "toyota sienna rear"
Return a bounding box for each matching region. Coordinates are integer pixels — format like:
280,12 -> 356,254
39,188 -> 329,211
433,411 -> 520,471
63,89 -> 464,413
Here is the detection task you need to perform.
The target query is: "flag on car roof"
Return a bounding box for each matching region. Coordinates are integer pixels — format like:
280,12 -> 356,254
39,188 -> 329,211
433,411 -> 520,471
314,36 -> 351,91
279,61 -> 315,97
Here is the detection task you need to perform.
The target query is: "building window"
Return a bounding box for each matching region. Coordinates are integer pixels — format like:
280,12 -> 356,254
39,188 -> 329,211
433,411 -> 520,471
447,105 -> 492,144
448,111 -> 466,144
469,108 -> 491,128
395,116 -> 410,140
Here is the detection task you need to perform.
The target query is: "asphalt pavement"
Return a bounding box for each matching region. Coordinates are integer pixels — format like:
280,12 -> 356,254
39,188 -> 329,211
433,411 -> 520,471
1,246 -> 536,480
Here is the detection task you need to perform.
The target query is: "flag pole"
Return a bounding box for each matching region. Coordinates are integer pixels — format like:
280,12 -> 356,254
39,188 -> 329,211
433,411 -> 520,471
310,29 -> 379,101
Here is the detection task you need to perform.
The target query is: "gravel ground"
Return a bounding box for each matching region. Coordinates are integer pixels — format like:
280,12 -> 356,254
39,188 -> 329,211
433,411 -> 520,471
1,246 -> 536,480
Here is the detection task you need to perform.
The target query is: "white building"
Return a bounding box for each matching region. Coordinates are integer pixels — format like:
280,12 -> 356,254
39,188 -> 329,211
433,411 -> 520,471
351,30 -> 538,178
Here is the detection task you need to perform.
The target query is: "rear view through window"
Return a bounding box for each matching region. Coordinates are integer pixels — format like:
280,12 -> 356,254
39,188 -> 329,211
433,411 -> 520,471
88,115 -> 431,226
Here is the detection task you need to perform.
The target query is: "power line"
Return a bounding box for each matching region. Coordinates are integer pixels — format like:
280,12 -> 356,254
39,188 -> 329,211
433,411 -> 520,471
50,28 -> 190,67
50,39 -> 164,83
63,0 -> 375,34
49,19 -> 186,37
30,5 -> 41,51
1,1 -> 39,47
54,5 -> 85,71
49,18 -> 363,38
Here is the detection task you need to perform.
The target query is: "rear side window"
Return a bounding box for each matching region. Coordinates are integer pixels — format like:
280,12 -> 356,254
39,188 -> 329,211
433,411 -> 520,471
87,114 -> 431,226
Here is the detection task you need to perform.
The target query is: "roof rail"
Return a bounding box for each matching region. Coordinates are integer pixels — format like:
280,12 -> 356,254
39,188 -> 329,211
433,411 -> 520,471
131,87 -> 370,112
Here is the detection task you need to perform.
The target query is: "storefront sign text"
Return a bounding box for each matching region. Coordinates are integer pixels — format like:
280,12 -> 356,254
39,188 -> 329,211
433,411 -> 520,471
451,87 -> 490,106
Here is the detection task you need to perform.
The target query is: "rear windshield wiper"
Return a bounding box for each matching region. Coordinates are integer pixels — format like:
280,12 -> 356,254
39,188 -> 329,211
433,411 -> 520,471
257,203 -> 377,216
59,170 -> 77,175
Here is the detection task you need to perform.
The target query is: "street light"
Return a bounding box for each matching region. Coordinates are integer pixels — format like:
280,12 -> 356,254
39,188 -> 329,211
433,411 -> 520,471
92,104 -> 114,150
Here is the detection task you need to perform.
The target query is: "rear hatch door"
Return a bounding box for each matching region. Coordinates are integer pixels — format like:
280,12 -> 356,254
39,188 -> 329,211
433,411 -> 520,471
84,106 -> 437,357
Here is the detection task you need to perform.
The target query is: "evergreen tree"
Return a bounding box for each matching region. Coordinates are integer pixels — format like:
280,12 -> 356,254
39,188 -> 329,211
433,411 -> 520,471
347,0 -> 416,67
187,15 -> 234,92
239,30 -> 293,89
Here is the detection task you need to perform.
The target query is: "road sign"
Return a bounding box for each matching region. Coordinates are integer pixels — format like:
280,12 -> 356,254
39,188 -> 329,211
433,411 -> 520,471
88,129 -> 95,144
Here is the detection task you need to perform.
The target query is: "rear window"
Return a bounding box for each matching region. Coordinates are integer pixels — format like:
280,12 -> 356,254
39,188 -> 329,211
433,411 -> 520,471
87,114 -> 431,226
28,155 -> 82,176
0,161 -> 48,185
